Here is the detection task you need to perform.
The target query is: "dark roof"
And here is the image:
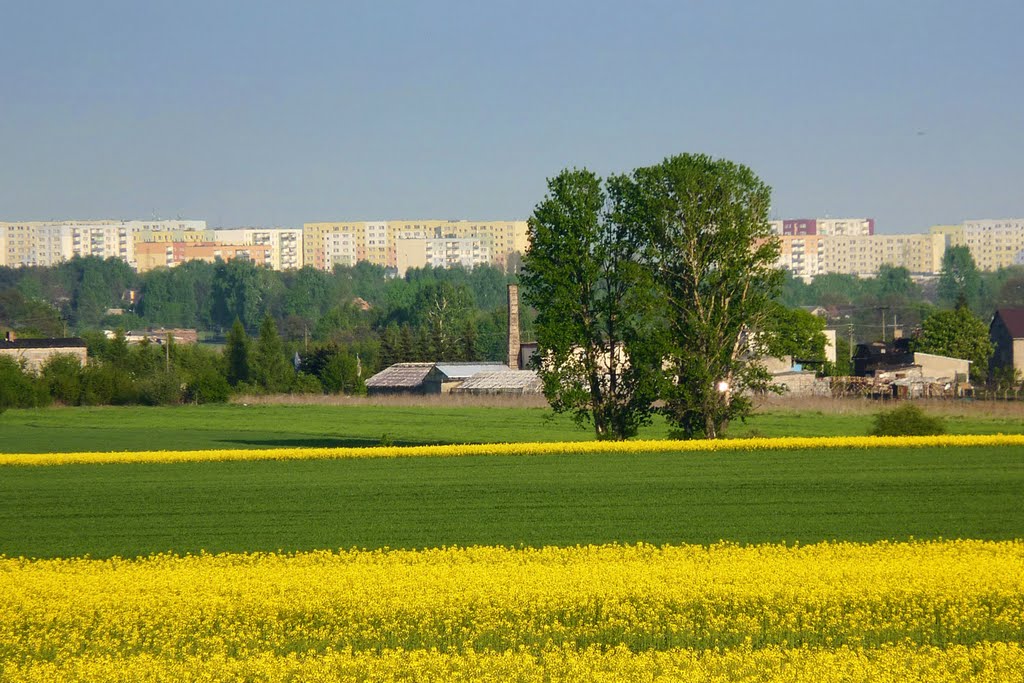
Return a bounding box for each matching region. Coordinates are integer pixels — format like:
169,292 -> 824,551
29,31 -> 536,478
994,308 -> 1024,338
0,337 -> 86,349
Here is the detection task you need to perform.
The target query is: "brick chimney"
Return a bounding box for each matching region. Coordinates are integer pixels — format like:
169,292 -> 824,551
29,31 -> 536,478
507,284 -> 520,370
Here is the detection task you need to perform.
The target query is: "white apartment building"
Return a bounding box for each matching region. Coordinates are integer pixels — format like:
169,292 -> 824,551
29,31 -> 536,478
425,236 -> 491,271
0,219 -> 208,268
213,228 -> 303,270
323,231 -> 359,270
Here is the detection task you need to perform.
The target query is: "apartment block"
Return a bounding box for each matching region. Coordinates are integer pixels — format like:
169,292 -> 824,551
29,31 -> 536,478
928,224 -> 965,249
213,228 -> 303,270
961,219 -> 1024,270
778,233 -> 945,280
0,219 -> 208,268
135,241 -> 272,272
302,219 -> 528,273
769,218 -> 874,236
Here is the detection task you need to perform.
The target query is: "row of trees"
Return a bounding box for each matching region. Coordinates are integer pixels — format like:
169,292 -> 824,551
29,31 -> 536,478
1,259 -> 523,364
0,316 -> 374,413
523,154 -> 799,440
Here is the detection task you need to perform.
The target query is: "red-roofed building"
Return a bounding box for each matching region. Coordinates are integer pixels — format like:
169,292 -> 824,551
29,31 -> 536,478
989,308 -> 1024,377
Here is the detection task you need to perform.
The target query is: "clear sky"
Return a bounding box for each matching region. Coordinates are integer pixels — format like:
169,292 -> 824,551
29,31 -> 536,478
1,1 -> 1021,232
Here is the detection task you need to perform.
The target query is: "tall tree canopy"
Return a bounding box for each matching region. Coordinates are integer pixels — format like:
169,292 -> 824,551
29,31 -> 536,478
937,245 -> 983,311
522,168 -> 660,439
523,155 -> 781,440
625,153 -> 781,438
915,303 -> 993,383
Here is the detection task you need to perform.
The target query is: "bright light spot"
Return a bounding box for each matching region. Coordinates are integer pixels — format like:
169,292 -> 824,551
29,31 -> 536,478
716,381 -> 729,393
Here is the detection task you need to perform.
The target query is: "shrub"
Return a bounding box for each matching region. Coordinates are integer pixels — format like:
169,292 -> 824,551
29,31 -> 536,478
0,357 -> 51,409
869,403 -> 945,436
80,363 -> 138,406
41,354 -> 85,405
184,368 -> 231,404
138,370 -> 183,406
290,372 -> 322,395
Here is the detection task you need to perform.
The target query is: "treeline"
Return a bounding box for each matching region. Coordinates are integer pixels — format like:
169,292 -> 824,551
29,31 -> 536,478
0,315 -> 377,410
0,257 -> 525,366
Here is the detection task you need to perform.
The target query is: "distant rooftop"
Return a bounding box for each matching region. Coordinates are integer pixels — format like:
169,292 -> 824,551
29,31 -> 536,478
364,362 -> 435,388
433,362 -> 511,380
0,337 -> 86,349
453,370 -> 543,394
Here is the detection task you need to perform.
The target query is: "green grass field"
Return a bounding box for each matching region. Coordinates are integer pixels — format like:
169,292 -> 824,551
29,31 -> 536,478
2,446 -> 1022,558
3,401 -> 1024,453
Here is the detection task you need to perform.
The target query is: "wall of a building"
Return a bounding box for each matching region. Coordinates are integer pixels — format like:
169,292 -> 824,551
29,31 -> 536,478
0,347 -> 87,373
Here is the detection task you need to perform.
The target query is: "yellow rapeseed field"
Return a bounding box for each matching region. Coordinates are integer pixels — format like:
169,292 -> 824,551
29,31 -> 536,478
1,541 -> 1022,682
1,433 -> 1023,466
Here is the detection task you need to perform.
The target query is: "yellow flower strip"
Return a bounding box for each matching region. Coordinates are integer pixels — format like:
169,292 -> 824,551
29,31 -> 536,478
2,433 -> 1024,467
1,541 -> 1022,664
3,644 -> 1023,683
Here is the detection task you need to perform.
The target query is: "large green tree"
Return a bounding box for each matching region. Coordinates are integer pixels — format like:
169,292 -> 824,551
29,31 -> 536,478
522,168 -> 660,440
623,153 -> 781,439
223,318 -> 250,386
762,304 -> 827,361
251,315 -> 292,393
937,245 -> 983,311
915,304 -> 993,383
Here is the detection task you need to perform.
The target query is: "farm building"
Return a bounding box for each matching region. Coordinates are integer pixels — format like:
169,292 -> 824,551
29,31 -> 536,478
427,363 -> 512,393
990,308 -> 1024,378
0,332 -> 88,372
364,362 -> 515,396
364,362 -> 435,395
451,370 -> 543,396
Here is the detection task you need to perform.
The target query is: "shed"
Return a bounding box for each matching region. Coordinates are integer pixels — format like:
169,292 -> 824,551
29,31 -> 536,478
427,362 -> 512,393
912,352 -> 970,382
451,370 -> 544,396
364,362 -> 435,395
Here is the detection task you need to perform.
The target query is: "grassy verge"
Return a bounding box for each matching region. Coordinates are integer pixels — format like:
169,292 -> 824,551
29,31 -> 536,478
3,401 -> 1024,453
2,446 -> 1021,558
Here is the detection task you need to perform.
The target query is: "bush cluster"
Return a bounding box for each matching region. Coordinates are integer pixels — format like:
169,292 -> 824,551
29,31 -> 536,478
869,404 -> 946,436
0,317 -> 370,411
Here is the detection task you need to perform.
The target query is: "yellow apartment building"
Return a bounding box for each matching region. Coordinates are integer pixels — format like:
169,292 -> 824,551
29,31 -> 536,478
303,219 -> 528,272
961,219 -> 1024,270
778,233 -> 946,280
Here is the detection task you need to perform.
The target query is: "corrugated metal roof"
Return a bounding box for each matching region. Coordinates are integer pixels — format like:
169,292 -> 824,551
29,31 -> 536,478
364,362 -> 435,388
434,362 -> 511,380
452,370 -> 543,393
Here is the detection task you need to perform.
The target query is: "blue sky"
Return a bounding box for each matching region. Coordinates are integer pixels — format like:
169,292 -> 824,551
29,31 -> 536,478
1,1 -> 1021,231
